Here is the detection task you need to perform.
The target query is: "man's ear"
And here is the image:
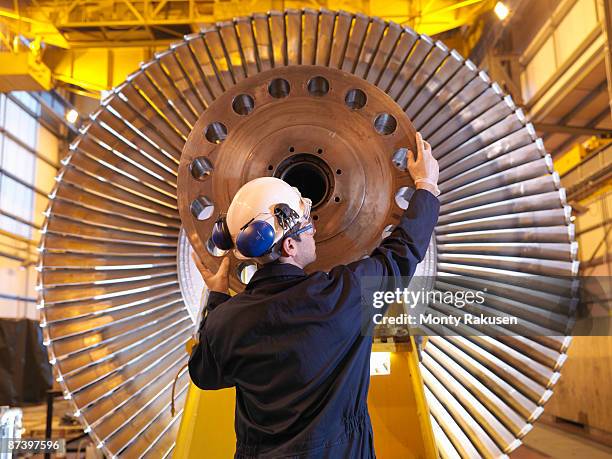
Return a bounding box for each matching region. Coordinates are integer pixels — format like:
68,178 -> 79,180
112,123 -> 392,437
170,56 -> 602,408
281,237 -> 297,257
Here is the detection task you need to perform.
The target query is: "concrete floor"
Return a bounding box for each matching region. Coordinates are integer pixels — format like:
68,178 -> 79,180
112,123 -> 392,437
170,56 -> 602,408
512,423 -> 612,459
20,401 -> 612,458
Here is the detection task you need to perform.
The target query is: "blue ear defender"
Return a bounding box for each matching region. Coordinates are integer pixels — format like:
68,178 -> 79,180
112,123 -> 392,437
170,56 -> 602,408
211,215 -> 234,250
210,204 -> 302,258
236,219 -> 276,257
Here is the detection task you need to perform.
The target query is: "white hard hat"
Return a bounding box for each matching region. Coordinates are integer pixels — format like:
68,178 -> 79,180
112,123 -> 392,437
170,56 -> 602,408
213,177 -> 312,261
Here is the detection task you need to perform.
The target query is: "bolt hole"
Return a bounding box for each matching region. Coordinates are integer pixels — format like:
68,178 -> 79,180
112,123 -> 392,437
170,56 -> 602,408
395,187 -> 414,210
334,196 -> 340,202
206,238 -> 228,257
267,165 -> 273,171
191,196 -> 214,221
205,122 -> 228,144
317,148 -> 323,154
345,88 -> 367,110
190,156 -> 213,181
313,215 -> 319,221
392,148 -> 408,170
307,76 -> 330,97
269,78 -> 290,98
232,94 -> 255,116
382,224 -> 394,239
336,169 -> 342,175
374,113 -> 397,136
289,147 -> 295,152
237,261 -> 258,284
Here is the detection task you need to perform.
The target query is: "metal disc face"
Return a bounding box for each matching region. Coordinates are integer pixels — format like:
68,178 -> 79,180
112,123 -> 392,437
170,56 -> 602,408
178,66 -> 421,290
38,9 -> 577,458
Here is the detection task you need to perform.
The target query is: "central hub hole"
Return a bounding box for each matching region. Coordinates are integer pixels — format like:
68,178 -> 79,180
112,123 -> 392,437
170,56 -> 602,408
275,153 -> 333,209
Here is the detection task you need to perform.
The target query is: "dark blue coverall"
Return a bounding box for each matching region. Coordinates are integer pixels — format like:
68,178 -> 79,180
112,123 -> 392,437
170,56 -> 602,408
189,189 -> 440,458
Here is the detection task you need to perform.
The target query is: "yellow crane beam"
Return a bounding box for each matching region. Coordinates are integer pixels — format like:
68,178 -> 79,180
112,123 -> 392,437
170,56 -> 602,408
1,0 -> 493,96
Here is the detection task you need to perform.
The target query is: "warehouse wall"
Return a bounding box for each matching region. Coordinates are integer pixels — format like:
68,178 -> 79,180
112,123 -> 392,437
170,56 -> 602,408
0,92 -> 59,319
575,188 -> 612,275
544,184 -> 612,436
546,336 -> 612,437
519,0 -> 601,105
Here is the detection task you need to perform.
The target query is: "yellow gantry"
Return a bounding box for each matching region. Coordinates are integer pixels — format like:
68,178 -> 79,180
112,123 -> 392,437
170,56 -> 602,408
0,1 -> 492,94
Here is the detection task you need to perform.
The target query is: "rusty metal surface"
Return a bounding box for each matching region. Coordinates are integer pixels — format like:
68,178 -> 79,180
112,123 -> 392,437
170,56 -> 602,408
38,9 -> 577,458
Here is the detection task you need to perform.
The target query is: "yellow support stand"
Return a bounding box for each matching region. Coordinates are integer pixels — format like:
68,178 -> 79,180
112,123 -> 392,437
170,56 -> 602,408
368,340 -> 438,459
174,383 -> 237,458
174,337 -> 437,459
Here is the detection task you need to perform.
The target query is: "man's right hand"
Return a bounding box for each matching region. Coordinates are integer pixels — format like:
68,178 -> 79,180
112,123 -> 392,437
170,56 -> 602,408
407,132 -> 440,197
192,252 -> 230,294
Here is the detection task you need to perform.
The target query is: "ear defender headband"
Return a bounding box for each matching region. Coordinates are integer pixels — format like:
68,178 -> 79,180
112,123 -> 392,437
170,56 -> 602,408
273,204 -> 300,231
210,204 -> 304,258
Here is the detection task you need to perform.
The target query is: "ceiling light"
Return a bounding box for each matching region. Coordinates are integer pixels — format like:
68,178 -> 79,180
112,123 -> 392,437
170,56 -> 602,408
66,109 -> 79,124
494,1 -> 510,20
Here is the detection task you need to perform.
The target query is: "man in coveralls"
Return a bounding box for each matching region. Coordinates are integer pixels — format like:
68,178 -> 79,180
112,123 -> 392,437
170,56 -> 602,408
189,132 -> 440,458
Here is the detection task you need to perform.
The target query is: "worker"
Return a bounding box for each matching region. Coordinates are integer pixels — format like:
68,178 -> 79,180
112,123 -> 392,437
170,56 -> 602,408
189,132 -> 440,458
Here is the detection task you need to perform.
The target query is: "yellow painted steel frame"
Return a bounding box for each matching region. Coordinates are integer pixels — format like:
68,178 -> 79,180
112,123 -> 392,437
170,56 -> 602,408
174,338 -> 437,459
2,1 -> 492,93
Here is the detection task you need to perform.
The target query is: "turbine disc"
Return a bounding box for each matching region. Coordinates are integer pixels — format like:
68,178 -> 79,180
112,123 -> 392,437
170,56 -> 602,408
39,9 -> 577,458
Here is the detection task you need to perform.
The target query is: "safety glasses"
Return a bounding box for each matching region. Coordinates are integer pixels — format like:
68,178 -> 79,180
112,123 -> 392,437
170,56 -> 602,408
288,223 -> 315,238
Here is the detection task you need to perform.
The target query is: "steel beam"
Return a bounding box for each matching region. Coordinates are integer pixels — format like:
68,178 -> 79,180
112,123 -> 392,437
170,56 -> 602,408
535,123 -> 612,137
553,106 -> 612,156
602,0 -> 612,117
542,80 -> 608,142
